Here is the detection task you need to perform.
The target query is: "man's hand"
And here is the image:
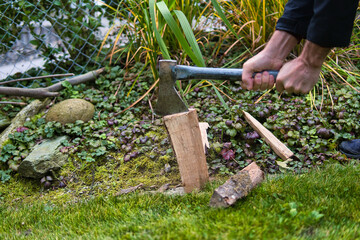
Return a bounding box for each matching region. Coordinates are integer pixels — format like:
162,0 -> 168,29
242,52 -> 283,91
242,30 -> 298,91
242,30 -> 330,94
275,58 -> 322,94
275,40 -> 330,94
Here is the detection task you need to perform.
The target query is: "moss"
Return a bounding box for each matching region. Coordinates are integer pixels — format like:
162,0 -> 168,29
0,118 -> 182,205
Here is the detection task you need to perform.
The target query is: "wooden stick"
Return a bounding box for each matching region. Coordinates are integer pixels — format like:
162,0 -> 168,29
0,73 -> 75,85
242,110 -> 294,161
164,109 -> 209,193
0,68 -> 104,98
0,101 -> 27,105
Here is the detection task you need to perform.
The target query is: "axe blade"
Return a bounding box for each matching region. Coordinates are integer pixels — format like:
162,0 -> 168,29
154,60 -> 188,116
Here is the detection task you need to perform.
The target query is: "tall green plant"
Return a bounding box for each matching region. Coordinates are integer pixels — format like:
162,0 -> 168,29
211,0 -> 285,49
102,0 -> 208,79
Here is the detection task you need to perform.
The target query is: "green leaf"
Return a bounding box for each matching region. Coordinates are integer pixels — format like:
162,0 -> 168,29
54,0 -> 62,6
61,81 -> 72,89
174,10 -> 205,67
276,159 -> 292,170
156,1 -> 202,66
226,128 -> 237,137
0,170 -> 11,183
309,210 -> 324,221
289,208 -> 297,217
149,0 -> 171,59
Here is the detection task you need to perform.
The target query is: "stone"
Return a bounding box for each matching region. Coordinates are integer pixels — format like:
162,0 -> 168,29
18,136 -> 69,178
164,187 -> 185,196
45,99 -> 95,124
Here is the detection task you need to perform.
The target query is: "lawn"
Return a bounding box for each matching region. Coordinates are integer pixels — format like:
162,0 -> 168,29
1,0 -> 360,239
1,163 -> 359,239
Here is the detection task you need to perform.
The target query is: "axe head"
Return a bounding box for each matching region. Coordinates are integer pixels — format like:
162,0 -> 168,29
154,60 -> 188,116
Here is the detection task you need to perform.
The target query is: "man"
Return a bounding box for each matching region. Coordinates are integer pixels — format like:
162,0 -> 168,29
241,0 -> 359,157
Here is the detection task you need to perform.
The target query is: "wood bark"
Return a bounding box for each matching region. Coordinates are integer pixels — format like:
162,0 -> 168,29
164,109 -> 209,193
209,162 -> 264,208
0,68 -> 104,98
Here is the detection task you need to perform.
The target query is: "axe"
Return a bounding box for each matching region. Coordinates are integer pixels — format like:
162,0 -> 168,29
154,60 -> 295,193
154,59 -> 278,116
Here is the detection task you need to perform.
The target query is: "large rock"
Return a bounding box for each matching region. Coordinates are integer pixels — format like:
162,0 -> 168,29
18,136 -> 69,178
45,99 -> 95,124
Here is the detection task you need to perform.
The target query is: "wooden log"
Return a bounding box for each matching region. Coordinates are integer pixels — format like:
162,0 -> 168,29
209,162 -> 264,208
164,109 -> 209,193
242,110 -> 294,161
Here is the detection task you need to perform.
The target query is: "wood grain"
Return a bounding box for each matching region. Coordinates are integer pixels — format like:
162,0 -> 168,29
164,109 -> 209,193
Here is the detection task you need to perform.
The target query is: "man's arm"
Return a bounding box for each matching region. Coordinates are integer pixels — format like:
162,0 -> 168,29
242,0 -> 358,94
275,40 -> 330,94
242,30 -> 298,91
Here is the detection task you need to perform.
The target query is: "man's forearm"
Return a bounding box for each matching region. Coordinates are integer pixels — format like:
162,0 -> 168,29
263,30 -> 299,60
299,40 -> 331,68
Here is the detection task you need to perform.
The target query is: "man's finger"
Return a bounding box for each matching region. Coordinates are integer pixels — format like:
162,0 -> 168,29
241,69 -> 254,90
259,71 -> 270,91
253,73 -> 262,90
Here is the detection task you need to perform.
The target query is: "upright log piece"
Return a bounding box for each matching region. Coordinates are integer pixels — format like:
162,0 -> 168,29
163,109 -> 209,193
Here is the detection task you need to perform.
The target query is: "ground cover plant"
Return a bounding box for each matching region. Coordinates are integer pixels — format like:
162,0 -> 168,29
0,62 -> 359,201
0,0 -> 360,238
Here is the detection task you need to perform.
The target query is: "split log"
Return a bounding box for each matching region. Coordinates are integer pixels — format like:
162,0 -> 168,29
0,68 -> 104,98
209,162 -> 264,208
242,110 -> 294,161
164,109 -> 209,193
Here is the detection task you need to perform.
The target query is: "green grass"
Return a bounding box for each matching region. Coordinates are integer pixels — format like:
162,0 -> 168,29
1,163 -> 359,239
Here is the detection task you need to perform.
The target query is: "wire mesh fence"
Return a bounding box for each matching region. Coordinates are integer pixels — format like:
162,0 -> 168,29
0,0 -> 117,87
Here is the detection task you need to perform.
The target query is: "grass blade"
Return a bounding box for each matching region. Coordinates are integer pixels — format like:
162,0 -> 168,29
210,0 -> 238,39
156,1 -> 202,66
149,0 -> 171,59
174,10 -> 205,67
210,81 -> 231,112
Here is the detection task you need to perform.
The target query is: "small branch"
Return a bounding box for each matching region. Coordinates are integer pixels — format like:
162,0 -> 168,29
0,68 -> 104,98
0,73 -> 75,85
46,68 -> 104,92
0,87 -> 59,98
0,101 -> 27,105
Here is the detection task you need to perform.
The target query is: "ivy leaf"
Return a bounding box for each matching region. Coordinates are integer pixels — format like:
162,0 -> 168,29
221,149 -> 235,161
0,170 -> 11,183
61,81 -> 72,89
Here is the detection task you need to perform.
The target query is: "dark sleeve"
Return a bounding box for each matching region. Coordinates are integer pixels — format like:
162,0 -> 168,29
276,0 -> 314,40
307,0 -> 359,47
276,0 -> 359,48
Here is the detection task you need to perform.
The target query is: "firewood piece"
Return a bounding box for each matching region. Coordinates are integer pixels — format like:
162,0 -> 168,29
199,122 -> 210,153
164,109 -> 209,193
242,110 -> 294,161
209,162 -> 264,208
